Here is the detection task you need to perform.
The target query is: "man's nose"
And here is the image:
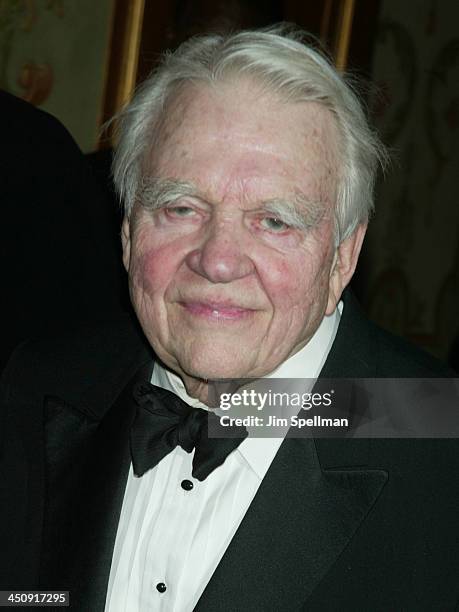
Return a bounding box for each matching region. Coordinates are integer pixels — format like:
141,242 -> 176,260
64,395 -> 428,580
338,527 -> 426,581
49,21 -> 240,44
185,220 -> 254,283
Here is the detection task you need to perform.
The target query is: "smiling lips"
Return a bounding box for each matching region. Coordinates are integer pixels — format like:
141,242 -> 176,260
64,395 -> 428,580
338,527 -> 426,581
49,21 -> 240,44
180,300 -> 255,321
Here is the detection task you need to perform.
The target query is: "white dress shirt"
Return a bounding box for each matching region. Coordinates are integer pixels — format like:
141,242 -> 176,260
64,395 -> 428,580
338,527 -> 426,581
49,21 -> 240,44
105,304 -> 342,612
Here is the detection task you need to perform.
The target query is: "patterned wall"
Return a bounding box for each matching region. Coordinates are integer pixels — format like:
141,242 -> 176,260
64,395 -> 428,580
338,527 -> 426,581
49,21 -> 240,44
363,0 -> 459,361
0,0 -> 113,151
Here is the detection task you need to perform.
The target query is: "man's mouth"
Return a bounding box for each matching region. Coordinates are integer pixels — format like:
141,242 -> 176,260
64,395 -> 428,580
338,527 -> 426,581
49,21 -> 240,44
179,301 -> 255,321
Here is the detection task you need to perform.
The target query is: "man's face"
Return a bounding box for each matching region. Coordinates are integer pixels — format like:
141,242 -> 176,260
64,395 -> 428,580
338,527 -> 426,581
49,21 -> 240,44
123,80 -> 352,384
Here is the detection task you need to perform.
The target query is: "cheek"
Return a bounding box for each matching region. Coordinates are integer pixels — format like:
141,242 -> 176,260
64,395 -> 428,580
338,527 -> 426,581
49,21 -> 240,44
129,243 -> 178,298
266,260 -> 301,303
261,250 -> 332,318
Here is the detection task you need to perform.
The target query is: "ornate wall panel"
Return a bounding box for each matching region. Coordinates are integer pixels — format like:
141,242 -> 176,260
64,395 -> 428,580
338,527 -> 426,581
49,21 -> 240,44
363,0 -> 459,361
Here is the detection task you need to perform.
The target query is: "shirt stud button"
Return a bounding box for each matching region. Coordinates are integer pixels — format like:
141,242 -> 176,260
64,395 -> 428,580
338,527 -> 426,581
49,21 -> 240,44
156,582 -> 167,593
181,479 -> 194,491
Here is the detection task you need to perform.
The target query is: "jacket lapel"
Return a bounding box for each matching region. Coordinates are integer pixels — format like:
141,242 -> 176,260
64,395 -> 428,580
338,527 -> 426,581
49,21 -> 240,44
195,435 -> 387,611
197,292 -> 388,610
40,360 -> 153,611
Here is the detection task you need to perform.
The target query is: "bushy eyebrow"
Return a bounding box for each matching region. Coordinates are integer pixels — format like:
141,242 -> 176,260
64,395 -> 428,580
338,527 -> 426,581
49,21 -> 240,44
259,196 -> 326,231
137,177 -> 326,231
137,177 -> 201,211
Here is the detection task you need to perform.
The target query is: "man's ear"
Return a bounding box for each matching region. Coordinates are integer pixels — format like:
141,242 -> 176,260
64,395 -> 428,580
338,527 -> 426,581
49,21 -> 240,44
326,222 -> 367,315
121,217 -> 131,272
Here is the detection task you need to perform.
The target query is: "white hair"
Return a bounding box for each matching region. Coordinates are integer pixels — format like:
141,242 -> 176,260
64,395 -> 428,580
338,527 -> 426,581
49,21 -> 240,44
112,24 -> 388,243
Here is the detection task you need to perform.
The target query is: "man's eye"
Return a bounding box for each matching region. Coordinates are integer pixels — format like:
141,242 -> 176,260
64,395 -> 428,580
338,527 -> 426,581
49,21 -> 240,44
166,205 -> 195,217
260,216 -> 290,232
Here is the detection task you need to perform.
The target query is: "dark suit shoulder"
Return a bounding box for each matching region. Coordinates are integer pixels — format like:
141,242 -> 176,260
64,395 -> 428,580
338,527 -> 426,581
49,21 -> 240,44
0,90 -> 80,157
369,320 -> 452,377
326,291 -> 453,378
0,312 -> 152,413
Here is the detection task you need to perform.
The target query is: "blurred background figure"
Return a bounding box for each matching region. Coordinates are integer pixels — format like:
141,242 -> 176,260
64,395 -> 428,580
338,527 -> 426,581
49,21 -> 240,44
0,90 -> 127,372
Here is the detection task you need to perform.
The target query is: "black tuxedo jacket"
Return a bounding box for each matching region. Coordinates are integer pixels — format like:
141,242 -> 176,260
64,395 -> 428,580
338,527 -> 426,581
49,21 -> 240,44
1,292 -> 458,611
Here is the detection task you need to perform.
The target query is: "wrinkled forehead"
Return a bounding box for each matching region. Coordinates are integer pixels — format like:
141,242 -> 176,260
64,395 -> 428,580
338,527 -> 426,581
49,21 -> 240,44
152,77 -> 341,153
145,78 -> 341,205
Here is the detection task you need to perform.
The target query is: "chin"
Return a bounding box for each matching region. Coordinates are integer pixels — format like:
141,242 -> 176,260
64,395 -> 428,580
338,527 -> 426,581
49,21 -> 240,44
179,352 -> 255,381
186,363 -> 247,381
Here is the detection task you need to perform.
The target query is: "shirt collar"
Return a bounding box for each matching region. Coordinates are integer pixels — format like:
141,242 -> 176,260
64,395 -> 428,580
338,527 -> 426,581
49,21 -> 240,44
152,302 -> 342,479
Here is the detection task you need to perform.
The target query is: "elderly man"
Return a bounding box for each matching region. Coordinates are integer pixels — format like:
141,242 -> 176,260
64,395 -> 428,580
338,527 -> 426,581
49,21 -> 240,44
1,27 -> 458,611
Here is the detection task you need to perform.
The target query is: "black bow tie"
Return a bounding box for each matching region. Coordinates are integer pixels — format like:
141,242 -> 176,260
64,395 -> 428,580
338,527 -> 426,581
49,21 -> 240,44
130,382 -> 248,481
